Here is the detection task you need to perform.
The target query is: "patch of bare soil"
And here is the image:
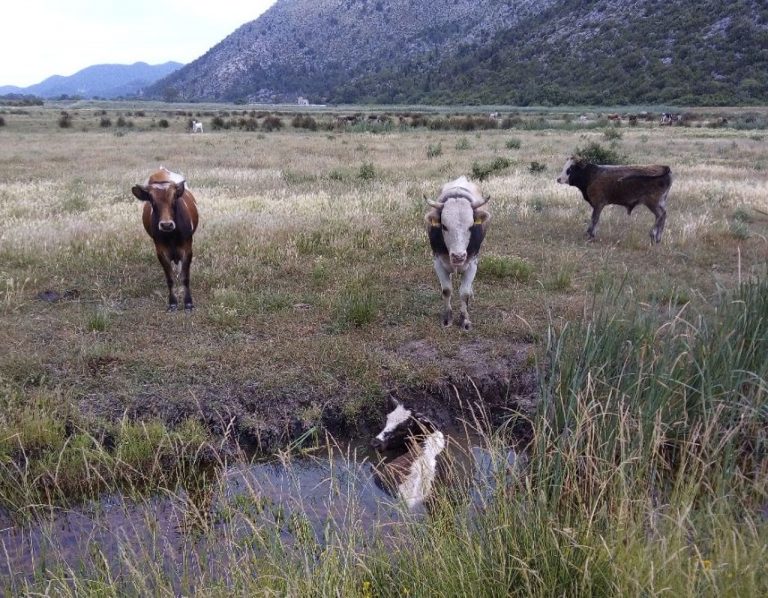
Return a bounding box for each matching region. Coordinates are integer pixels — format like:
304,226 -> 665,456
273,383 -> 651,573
78,338 -> 538,454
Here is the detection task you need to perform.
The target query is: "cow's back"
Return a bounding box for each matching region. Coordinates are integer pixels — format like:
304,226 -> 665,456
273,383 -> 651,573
590,165 -> 671,204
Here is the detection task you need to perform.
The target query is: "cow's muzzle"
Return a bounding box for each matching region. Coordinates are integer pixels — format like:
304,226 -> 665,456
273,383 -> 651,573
370,437 -> 387,451
449,252 -> 467,266
159,221 -> 176,232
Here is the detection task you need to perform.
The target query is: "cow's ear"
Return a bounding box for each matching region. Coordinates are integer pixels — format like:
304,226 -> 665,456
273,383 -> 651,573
425,209 -> 441,227
388,396 -> 401,408
132,185 -> 151,202
473,208 -> 490,226
173,181 -> 186,200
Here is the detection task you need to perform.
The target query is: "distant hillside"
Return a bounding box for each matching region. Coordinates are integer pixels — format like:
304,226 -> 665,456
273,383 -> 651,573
147,0 -> 768,106
4,62 -> 183,99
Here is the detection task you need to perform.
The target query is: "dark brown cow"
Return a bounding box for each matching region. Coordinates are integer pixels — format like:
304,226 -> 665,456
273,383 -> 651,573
132,167 -> 199,311
557,157 -> 672,243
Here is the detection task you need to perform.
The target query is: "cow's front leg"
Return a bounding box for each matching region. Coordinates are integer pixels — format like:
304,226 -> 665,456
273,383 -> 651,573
458,260 -> 477,331
156,248 -> 177,311
179,244 -> 194,311
586,205 -> 603,240
434,257 -> 453,327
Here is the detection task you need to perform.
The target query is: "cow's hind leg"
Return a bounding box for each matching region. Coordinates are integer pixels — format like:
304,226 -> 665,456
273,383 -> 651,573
156,248 -> 177,311
649,202 -> 667,244
458,260 -> 478,331
434,258 -> 453,327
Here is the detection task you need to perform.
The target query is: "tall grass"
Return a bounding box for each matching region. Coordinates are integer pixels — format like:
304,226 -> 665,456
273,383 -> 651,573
5,280 -> 766,595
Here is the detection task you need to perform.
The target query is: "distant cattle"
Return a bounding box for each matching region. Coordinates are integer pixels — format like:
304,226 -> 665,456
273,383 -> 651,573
425,176 -> 491,330
371,398 -> 446,510
132,167 -> 199,311
557,156 -> 672,243
191,120 -> 203,133
660,112 -> 681,126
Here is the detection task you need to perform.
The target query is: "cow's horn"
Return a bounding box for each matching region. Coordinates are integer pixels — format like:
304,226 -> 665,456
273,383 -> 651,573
471,194 -> 489,209
424,195 -> 443,209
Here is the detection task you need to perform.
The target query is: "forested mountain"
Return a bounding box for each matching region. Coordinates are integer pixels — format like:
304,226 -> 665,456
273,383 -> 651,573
147,0 -> 768,106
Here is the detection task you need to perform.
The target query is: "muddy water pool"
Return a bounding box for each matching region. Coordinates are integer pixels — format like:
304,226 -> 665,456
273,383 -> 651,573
0,433 -> 517,591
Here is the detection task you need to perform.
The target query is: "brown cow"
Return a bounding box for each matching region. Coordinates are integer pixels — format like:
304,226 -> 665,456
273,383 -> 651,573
132,167 -> 199,311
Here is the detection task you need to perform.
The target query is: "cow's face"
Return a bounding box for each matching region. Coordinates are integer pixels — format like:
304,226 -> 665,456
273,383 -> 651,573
132,181 -> 185,232
439,197 -> 477,267
371,402 -> 436,451
557,157 -> 575,185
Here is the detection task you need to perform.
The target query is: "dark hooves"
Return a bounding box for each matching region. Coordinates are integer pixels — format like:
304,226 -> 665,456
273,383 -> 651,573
184,304 -> 194,312
167,304 -> 178,312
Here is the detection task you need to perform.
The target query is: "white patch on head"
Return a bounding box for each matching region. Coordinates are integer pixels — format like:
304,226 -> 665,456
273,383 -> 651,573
375,404 -> 412,441
397,431 -> 445,509
440,196 -> 474,265
557,158 -> 574,185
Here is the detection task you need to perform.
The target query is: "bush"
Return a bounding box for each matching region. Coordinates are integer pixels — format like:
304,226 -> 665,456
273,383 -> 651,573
291,115 -> 318,130
261,115 -> 283,132
574,141 -> 627,165
0,116 -> 6,127
603,128 -> 623,140
505,138 -> 522,149
471,157 -> 511,181
426,143 -> 442,158
357,162 -> 376,181
99,117 -> 112,128
157,119 -> 169,128
58,112 -> 72,128
455,138 -> 471,150
529,161 -> 547,174
210,116 -> 226,130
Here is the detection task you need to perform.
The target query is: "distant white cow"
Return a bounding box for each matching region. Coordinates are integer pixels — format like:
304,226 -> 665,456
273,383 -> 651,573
191,120 -> 204,133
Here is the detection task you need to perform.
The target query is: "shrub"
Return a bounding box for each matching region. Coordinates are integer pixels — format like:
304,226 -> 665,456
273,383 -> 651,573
357,162 -> 376,181
603,127 -> 623,140
529,161 -> 547,174
505,138 -> 522,149
158,119 -> 169,128
261,115 -> 283,132
574,141 -> 626,165
99,117 -> 112,128
426,143 -> 443,158
471,157 -> 511,181
240,118 -> 259,131
292,115 -> 318,130
455,138 -> 471,150
0,116 -> 5,127
58,112 -> 72,128
211,116 -> 226,130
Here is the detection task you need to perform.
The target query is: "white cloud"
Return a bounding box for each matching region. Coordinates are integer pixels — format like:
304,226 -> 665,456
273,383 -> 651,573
0,0 -> 277,87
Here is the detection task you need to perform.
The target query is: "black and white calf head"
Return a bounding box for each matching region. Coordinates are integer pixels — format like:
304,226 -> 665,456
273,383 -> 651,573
371,399 -> 438,452
556,156 -> 577,185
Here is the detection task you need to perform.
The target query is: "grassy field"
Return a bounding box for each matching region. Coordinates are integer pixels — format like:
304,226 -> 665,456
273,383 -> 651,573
0,103 -> 767,594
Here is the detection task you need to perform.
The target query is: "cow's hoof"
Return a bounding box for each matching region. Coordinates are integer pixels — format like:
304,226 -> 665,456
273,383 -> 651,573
184,303 -> 194,312
167,304 -> 178,313
462,321 -> 472,331
442,318 -> 452,328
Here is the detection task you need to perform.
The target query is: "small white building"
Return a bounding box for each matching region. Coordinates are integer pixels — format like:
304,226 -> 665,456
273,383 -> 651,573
297,96 -> 309,106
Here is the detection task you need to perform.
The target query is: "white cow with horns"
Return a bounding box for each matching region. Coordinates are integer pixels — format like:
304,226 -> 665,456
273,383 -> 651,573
425,176 -> 491,330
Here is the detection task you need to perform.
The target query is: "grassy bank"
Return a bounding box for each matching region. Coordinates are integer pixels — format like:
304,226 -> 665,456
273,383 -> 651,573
3,277 -> 766,595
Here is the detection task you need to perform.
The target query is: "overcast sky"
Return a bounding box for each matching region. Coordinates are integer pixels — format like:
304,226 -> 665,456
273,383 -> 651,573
0,0 -> 278,88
